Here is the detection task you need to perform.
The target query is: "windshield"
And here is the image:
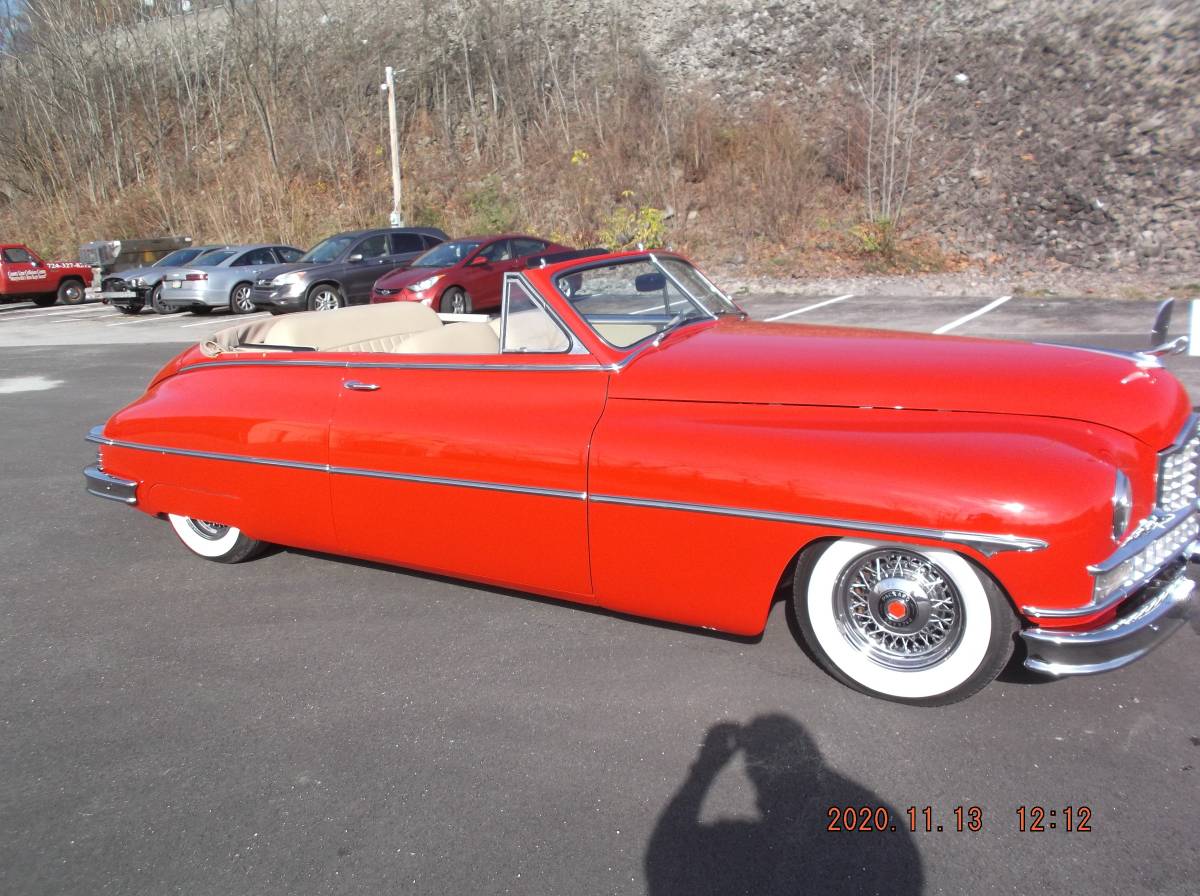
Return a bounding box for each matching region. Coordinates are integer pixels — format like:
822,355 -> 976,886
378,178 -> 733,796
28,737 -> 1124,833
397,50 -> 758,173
553,256 -> 737,348
154,247 -> 205,267
299,235 -> 355,264
195,250 -> 235,267
410,239 -> 482,268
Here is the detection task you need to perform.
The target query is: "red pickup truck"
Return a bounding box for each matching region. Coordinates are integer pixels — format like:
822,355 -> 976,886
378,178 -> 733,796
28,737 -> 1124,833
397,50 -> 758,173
0,243 -> 93,307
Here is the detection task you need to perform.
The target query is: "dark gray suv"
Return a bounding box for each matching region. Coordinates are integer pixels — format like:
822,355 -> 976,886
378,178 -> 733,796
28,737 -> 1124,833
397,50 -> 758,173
251,227 -> 448,314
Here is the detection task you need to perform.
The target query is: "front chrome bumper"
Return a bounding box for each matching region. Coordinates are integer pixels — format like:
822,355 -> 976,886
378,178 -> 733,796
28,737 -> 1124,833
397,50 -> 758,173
1021,563 -> 1195,676
84,464 -> 138,505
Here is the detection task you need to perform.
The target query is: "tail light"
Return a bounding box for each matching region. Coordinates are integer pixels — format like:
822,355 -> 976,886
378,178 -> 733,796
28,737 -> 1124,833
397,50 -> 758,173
184,272 -> 207,281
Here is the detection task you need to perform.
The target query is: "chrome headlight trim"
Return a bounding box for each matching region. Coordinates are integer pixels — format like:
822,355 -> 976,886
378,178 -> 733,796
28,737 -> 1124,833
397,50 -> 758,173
1112,469 -> 1132,542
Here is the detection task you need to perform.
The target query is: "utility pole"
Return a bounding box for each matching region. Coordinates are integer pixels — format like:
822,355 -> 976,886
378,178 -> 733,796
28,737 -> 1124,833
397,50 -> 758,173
381,66 -> 404,226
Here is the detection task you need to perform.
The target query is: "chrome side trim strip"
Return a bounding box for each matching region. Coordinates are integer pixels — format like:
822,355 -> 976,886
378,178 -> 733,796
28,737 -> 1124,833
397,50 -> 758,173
329,466 -> 584,500
86,429 -> 584,501
88,426 -> 1047,554
588,494 -> 1047,556
179,359 -> 615,374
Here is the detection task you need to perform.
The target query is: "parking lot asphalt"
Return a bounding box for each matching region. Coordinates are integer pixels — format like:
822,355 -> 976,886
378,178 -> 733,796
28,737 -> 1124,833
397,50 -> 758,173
2,295 -> 1199,895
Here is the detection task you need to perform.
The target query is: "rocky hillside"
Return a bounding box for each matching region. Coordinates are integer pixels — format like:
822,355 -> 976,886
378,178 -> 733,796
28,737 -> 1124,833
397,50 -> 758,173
1,0 -> 1194,276
621,0 -> 1198,271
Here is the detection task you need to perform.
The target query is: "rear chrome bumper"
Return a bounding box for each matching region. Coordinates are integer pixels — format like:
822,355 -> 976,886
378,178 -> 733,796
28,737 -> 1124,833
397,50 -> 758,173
1021,564 -> 1195,676
84,464 -> 138,505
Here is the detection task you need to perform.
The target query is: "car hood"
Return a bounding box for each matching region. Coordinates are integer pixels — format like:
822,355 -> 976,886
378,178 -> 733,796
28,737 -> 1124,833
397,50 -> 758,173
375,265 -> 444,289
609,319 -> 1191,448
255,261 -> 315,282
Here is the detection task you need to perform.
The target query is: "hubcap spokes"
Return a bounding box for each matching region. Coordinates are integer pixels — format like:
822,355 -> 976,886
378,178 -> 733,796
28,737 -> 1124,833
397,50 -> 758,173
315,291 -> 338,311
187,518 -> 230,540
834,549 -> 964,670
235,288 -> 253,312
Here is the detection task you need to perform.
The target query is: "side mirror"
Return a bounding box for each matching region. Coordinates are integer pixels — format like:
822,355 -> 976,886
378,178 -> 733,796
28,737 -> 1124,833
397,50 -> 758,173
1151,298 -> 1174,347
1147,297 -> 1189,356
469,255 -> 489,267
635,272 -> 666,293
348,253 -> 364,263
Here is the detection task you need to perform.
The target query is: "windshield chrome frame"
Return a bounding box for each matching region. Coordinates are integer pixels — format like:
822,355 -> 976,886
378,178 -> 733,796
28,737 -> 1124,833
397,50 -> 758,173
500,271 -> 588,355
648,253 -> 723,320
549,254 -> 729,353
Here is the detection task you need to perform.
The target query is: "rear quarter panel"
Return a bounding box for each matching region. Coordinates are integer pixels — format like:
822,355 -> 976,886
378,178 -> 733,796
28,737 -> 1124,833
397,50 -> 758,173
98,357 -> 343,552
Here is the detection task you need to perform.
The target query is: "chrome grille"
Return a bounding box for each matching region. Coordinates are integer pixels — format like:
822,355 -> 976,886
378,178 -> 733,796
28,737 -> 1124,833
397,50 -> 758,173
1157,416 -> 1200,514
1092,511 -> 1198,602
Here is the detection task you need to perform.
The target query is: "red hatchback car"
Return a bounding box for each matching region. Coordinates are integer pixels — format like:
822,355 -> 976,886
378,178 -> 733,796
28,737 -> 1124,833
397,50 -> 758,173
370,234 -> 570,314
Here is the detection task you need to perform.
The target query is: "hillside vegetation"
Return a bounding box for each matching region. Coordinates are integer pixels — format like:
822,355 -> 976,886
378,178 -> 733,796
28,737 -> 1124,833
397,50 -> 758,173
0,0 -> 1195,277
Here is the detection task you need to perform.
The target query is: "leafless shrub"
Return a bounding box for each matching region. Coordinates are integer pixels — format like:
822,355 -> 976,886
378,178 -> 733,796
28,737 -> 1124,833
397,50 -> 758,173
0,0 -> 949,275
844,34 -> 938,239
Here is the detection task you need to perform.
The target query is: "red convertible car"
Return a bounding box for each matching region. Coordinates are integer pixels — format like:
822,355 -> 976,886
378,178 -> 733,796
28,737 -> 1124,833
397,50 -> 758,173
84,250 -> 1197,704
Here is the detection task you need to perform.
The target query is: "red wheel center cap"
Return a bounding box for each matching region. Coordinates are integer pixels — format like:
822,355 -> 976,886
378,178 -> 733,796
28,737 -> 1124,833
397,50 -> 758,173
884,598 -> 910,621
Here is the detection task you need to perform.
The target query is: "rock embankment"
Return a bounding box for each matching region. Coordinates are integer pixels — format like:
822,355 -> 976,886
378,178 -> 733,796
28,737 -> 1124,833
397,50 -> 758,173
612,0 -> 1198,271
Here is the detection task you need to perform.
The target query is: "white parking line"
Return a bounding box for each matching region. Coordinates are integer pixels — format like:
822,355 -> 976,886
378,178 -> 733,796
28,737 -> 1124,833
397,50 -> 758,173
9,305 -> 110,321
107,313 -> 201,327
51,312 -> 124,322
932,295 -> 1013,335
0,302 -> 97,317
763,294 -> 854,322
180,313 -> 265,328
633,301 -> 691,314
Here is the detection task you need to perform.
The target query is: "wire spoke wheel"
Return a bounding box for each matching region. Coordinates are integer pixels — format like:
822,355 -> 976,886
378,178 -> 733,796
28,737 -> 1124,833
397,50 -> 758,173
167,513 -> 268,564
793,537 -> 1016,704
834,549 -> 964,670
186,518 -> 231,540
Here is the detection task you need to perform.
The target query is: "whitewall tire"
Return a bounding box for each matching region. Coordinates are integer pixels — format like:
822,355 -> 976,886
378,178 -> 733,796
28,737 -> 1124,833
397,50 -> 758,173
167,514 -> 267,564
792,538 -> 1017,705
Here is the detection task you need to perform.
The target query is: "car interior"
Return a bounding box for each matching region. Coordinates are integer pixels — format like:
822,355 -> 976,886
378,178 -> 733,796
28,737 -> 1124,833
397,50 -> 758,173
200,300 -> 572,357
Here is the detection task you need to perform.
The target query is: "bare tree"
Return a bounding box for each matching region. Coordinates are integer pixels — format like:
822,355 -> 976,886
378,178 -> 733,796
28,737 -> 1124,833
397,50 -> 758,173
848,33 -> 937,232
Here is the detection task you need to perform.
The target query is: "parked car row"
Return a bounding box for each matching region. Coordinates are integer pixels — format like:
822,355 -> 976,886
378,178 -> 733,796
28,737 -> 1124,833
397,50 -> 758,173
3,228 -> 572,317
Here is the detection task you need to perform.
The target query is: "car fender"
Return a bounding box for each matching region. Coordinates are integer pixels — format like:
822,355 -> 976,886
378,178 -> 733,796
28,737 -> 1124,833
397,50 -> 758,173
586,400 -> 1148,635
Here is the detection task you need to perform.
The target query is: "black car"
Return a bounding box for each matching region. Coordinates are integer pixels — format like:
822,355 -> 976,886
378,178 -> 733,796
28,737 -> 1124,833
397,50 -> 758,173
250,227 -> 448,314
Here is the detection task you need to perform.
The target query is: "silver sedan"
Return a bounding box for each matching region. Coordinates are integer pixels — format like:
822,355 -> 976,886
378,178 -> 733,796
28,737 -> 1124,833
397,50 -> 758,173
159,244 -> 303,315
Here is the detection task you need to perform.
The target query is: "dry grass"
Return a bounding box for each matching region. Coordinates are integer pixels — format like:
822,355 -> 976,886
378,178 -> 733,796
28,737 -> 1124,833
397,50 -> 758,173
0,1 -> 963,276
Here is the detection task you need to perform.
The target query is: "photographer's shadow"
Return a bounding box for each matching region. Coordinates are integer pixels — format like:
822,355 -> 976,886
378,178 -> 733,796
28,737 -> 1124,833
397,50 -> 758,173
645,714 -> 923,896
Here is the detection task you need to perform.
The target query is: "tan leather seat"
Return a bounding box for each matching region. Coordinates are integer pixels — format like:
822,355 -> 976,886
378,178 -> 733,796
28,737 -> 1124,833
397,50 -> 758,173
396,322 -> 499,354
200,303 -> 497,356
270,302 -> 442,351
494,308 -> 570,352
594,322 -> 657,346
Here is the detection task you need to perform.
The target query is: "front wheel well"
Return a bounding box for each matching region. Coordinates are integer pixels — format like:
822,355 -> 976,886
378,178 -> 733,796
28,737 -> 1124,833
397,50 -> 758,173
306,280 -> 343,297
780,536 -> 1021,617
